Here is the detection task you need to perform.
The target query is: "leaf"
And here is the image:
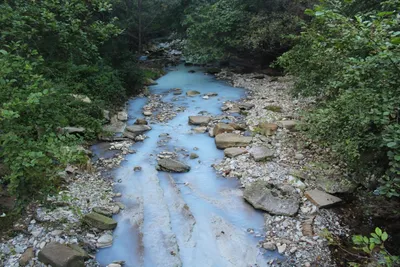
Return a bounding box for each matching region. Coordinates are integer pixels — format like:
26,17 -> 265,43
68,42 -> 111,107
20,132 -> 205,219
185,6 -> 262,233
363,236 -> 369,244
375,228 -> 382,237
304,9 -> 315,16
387,142 -> 397,148
391,37 -> 400,45
381,232 -> 388,241
0,49 -> 7,55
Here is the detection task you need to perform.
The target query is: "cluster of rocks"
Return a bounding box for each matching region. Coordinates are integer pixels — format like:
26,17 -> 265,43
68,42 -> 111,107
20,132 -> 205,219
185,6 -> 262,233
206,71 -> 353,266
143,93 -> 185,123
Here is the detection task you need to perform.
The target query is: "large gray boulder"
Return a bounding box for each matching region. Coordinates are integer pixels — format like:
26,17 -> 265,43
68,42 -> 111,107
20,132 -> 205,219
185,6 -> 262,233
83,212 -> 117,230
244,180 -> 300,216
125,125 -> 151,137
38,243 -> 84,267
157,158 -> 191,173
215,133 -> 252,149
188,116 -> 211,126
249,147 -> 275,162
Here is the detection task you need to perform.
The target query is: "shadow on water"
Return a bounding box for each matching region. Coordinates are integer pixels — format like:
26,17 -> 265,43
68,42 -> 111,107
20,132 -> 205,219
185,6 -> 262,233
95,65 -> 281,266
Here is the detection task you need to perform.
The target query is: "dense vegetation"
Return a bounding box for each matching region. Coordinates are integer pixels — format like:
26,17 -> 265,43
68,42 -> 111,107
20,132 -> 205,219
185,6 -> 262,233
278,0 -> 400,197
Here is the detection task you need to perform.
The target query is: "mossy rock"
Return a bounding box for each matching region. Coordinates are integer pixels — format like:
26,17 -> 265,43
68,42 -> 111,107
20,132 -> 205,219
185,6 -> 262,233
264,105 -> 283,113
83,212 -> 117,230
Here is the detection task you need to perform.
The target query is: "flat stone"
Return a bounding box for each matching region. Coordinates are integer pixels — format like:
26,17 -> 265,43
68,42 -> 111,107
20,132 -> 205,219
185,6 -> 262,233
125,125 -> 151,136
143,111 -> 152,116
83,212 -> 117,230
305,189 -> 342,208
193,127 -> 207,133
188,116 -> 211,126
38,242 -> 84,267
249,147 -> 274,162
213,123 -> 235,136
157,158 -> 191,173
258,123 -> 278,136
224,148 -> 246,158
97,234 -> 113,248
19,247 -> 34,266
215,133 -> 252,149
262,242 -> 276,251
92,207 -> 113,217
276,120 -> 298,131
244,180 -> 300,216
68,244 -> 89,260
117,111 -> 128,121
186,90 -> 201,96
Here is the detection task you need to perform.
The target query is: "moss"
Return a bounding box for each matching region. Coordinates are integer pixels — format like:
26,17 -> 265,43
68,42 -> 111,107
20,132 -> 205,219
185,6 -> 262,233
264,105 -> 283,112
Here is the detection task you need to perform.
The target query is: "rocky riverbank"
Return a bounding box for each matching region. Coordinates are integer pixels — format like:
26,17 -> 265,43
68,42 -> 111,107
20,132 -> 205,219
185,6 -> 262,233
209,70 -> 353,266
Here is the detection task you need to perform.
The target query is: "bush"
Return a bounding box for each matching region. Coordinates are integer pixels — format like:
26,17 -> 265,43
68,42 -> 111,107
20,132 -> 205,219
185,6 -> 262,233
278,0 -> 400,194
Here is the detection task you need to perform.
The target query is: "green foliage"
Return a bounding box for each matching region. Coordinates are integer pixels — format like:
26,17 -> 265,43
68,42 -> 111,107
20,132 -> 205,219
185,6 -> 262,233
278,0 -> 400,194
352,228 -> 399,266
0,0 -> 143,200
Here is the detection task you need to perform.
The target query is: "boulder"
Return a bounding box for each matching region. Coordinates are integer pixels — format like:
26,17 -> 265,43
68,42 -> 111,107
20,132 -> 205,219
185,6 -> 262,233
186,90 -> 201,97
83,212 -> 117,230
157,158 -> 191,173
190,153 -> 199,159
229,123 -> 246,131
38,242 -> 84,267
316,176 -> 357,194
19,247 -> 34,266
125,125 -> 151,136
68,244 -> 89,260
92,207 -> 113,217
305,189 -> 342,208
213,123 -> 235,136
249,147 -> 275,162
188,116 -> 211,126
215,133 -> 252,149
97,234 -> 113,248
258,123 -> 278,136
134,118 -> 148,125
143,111 -> 152,116
244,180 -> 300,216
144,78 -> 158,86
117,112 -> 128,121
276,120 -> 298,131
224,148 -> 246,158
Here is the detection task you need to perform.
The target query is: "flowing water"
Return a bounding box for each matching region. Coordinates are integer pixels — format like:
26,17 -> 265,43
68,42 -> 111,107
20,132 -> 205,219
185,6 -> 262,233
95,65 -> 278,267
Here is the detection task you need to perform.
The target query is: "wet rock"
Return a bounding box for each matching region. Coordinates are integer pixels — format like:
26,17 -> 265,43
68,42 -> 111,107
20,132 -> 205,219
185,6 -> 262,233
83,212 -> 117,230
107,264 -> 122,267
213,123 -> 235,136
125,125 -> 151,136
188,116 -> 211,126
157,158 -> 191,173
144,78 -> 158,86
186,90 -> 201,97
258,123 -> 278,136
172,88 -> 182,95
244,180 -> 300,216
92,207 -> 113,217
224,148 -> 246,158
188,70 -> 196,73
193,127 -> 207,133
316,176 -> 357,194
190,153 -> 199,159
117,111 -> 128,121
205,92 -> 218,97
305,189 -> 342,208
38,242 -> 84,267
249,147 -> 274,162
97,234 -> 113,248
135,118 -> 148,125
134,166 -> 142,172
215,133 -> 252,149
19,247 -> 34,266
263,242 -> 276,251
276,120 -> 298,131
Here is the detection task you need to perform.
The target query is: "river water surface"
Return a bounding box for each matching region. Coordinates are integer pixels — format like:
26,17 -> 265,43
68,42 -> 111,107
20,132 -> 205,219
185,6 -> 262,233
95,65 -> 276,267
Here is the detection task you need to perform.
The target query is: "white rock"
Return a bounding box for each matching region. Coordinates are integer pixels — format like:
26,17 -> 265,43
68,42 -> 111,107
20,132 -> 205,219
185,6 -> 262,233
277,243 -> 287,254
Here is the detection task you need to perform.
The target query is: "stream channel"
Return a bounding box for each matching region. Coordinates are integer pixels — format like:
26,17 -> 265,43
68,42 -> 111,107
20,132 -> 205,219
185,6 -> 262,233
94,64 -> 280,267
